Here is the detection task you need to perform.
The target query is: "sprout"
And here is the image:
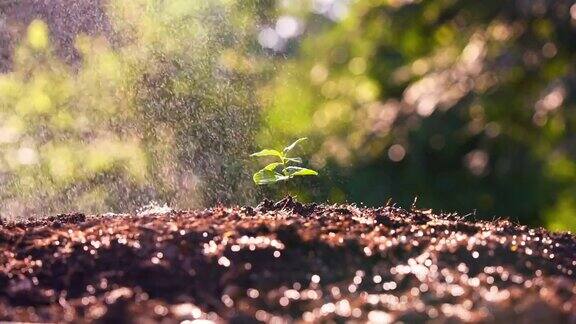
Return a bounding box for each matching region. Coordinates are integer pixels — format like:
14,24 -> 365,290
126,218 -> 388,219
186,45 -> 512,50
250,137 -> 318,185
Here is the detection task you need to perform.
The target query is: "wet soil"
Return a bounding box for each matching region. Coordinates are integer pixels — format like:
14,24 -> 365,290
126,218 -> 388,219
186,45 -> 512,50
1,197 -> 575,323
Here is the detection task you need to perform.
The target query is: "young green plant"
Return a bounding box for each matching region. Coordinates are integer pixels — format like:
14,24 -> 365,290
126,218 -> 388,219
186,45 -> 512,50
250,137 -> 319,185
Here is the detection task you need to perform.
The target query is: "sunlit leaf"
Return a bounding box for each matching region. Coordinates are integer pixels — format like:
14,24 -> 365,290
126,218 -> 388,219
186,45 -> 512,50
284,166 -> 319,177
250,149 -> 284,159
264,162 -> 283,171
284,157 -> 303,164
283,137 -> 307,153
253,169 -> 289,185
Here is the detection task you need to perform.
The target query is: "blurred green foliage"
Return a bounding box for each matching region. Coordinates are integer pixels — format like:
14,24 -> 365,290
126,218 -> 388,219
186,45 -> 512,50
0,1 -> 259,217
257,0 -> 576,231
1,0 -> 575,232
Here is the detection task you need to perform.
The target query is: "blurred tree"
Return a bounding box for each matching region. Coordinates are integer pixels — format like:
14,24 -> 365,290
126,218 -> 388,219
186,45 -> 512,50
0,1 -> 261,217
258,0 -> 576,230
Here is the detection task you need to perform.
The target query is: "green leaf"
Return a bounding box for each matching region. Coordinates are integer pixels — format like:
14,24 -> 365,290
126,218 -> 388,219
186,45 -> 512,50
253,169 -> 289,185
250,149 -> 284,159
284,166 -> 319,177
284,157 -> 303,164
293,168 -> 318,176
283,137 -> 308,153
264,162 -> 283,171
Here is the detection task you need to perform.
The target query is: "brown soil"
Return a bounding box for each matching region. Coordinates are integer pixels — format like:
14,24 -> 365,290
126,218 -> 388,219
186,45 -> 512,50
1,197 -> 575,323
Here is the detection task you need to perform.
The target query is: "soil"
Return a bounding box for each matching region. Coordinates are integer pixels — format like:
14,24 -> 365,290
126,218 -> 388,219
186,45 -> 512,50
0,196 -> 575,323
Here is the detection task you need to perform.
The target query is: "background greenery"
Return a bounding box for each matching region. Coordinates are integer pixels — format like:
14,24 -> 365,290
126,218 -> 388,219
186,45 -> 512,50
0,1 -> 260,215
0,0 -> 575,231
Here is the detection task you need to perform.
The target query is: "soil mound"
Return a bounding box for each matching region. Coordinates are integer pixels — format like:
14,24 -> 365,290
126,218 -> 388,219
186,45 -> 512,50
1,197 -> 575,323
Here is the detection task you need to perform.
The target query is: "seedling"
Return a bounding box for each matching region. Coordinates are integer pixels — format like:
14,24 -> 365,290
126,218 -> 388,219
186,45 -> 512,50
251,137 -> 319,185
